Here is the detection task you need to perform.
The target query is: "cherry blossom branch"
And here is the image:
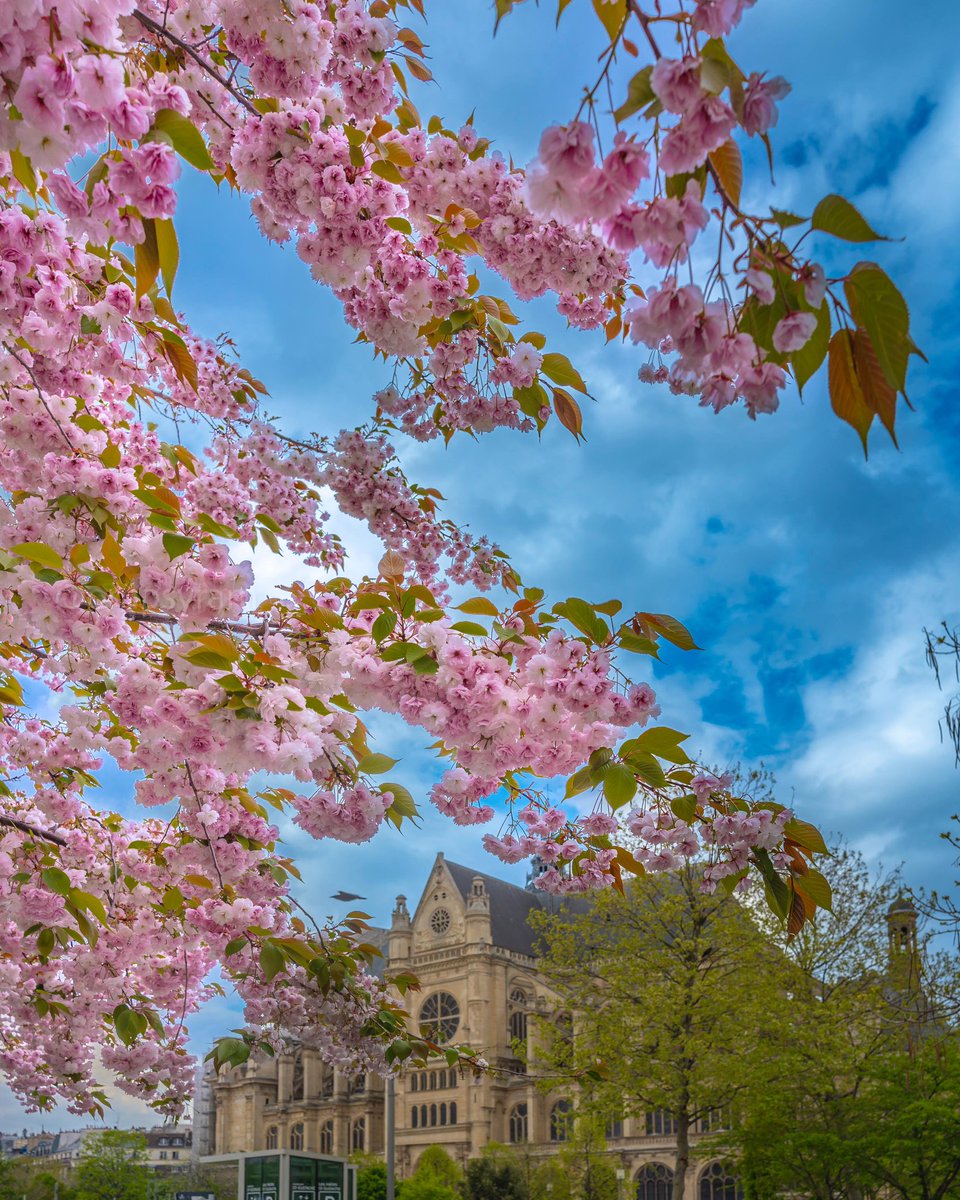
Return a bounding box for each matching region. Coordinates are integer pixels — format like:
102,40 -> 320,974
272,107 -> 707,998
2,344 -> 76,449
0,814 -> 67,846
132,8 -> 260,118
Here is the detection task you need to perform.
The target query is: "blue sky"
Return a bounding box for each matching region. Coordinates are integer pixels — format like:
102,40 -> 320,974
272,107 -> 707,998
6,0 -> 960,1133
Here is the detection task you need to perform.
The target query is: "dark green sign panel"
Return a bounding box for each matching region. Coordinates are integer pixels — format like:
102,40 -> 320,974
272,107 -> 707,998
243,1154 -> 350,1200
244,1156 -> 280,1200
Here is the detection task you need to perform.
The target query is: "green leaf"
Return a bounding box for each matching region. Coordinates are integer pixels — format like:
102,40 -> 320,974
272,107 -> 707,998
770,208 -> 807,229
153,109 -> 215,171
554,598 -> 610,645
155,218 -> 179,297
41,867 -> 71,896
614,66 -> 654,122
628,727 -> 691,764
565,764 -> 597,799
843,263 -> 911,392
618,631 -> 660,657
591,0 -> 625,41
753,848 -> 790,919
37,927 -> 55,957
358,752 -> 397,775
628,754 -> 666,788
603,763 -> 637,809
783,818 -> 828,856
162,532 -> 194,561
135,216 -> 160,298
371,611 -> 398,642
791,300 -> 831,394
670,794 -> 698,823
382,782 -> 419,822
450,620 -> 488,636
260,942 -> 285,982
541,352 -> 587,394
797,868 -> 833,911
457,597 -> 499,617
10,542 -> 64,571
811,194 -> 885,242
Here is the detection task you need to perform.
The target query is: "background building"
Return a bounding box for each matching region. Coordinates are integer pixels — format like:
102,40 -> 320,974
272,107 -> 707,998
208,853 -> 747,1198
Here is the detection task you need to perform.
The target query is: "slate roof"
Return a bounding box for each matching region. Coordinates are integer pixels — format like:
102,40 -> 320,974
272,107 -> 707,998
443,859 -> 589,958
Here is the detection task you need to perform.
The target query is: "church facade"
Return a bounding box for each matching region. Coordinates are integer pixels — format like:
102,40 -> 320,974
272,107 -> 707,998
206,853 -> 745,1199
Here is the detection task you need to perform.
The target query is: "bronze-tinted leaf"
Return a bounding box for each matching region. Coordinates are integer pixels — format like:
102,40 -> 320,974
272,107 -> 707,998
828,329 -> 873,453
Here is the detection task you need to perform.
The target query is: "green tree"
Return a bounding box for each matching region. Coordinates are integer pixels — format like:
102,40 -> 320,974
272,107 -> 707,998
461,1145 -> 527,1200
531,862 -> 787,1200
396,1147 -> 462,1200
73,1131 -> 150,1200
737,844 -> 960,1200
356,1162 -> 386,1200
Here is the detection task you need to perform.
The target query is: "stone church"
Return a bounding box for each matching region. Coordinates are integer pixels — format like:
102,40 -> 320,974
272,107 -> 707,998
205,852 -> 763,1199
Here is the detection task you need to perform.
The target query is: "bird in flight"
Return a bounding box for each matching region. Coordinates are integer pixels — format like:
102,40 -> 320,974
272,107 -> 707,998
331,891 -> 366,902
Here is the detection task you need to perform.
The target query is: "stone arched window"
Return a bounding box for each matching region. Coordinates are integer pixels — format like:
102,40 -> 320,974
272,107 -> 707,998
430,1070 -> 437,1089
699,1163 -> 743,1200
291,1051 -> 304,1102
509,988 -> 528,1045
645,1108 -> 677,1136
265,1127 -> 278,1150
289,1123 -> 304,1151
439,1103 -> 447,1126
699,1107 -> 729,1133
606,1117 -> 624,1139
636,1163 -> 673,1200
420,1105 -> 427,1128
508,1103 -> 528,1144
419,992 -> 460,1044
412,1107 -> 419,1129
410,1074 -> 418,1093
319,1121 -> 333,1155
351,1119 -> 365,1153
550,1099 -> 573,1142
430,1103 -> 437,1127
449,1101 -> 457,1125
349,1074 -> 365,1095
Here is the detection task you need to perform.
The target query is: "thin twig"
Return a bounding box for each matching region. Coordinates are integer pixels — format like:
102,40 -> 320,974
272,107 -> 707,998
132,8 -> 261,118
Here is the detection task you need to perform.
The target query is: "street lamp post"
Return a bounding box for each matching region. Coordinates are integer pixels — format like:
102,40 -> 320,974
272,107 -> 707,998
385,1076 -> 395,1200
616,1166 -> 626,1200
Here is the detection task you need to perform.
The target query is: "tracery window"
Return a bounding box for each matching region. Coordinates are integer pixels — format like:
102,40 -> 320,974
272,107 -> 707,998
636,1163 -> 673,1200
550,1099 -> 573,1142
699,1164 -> 743,1200
349,1074 -> 366,1095
265,1127 -> 278,1150
351,1119 -> 365,1153
319,1121 -> 333,1155
289,1124 -> 304,1151
419,992 -> 460,1043
509,1103 -> 528,1144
